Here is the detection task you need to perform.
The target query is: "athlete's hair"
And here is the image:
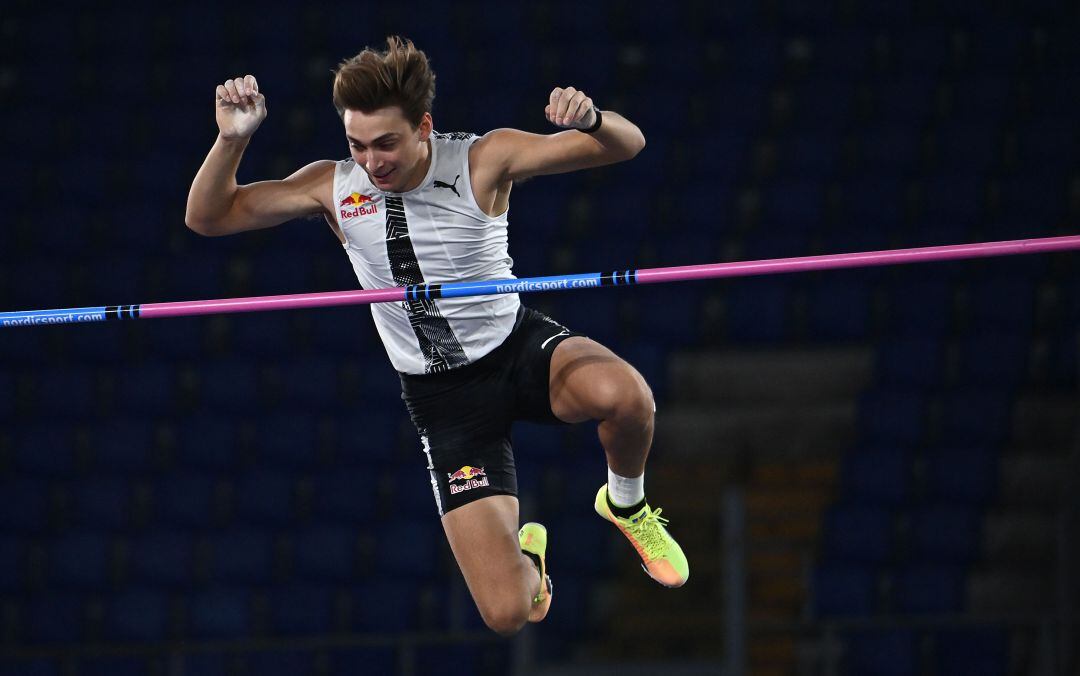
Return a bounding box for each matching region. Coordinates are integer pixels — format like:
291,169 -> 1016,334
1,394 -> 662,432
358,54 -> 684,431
332,36 -> 435,127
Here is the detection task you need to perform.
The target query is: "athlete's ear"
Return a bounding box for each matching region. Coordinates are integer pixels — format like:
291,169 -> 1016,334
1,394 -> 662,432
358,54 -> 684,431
417,112 -> 433,141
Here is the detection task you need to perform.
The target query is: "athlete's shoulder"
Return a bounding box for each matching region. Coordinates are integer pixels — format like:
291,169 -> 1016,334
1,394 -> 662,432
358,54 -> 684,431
432,131 -> 477,142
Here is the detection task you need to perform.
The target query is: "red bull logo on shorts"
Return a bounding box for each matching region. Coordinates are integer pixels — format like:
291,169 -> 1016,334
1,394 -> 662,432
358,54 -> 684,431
339,192 -> 378,219
447,465 -> 489,495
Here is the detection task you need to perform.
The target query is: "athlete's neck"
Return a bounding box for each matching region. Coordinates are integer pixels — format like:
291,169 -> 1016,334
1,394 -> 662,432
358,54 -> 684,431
399,139 -> 432,192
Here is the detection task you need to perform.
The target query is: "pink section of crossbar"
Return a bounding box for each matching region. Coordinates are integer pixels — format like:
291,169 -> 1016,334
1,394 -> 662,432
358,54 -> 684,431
635,235 -> 1080,285
140,286 -> 406,319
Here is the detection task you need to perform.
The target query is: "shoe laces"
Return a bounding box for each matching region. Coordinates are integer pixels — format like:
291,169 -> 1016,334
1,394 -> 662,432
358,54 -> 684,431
621,507 -> 671,560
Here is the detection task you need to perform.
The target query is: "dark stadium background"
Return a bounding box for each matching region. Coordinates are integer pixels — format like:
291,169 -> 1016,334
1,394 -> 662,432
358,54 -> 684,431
0,1 -> 1077,674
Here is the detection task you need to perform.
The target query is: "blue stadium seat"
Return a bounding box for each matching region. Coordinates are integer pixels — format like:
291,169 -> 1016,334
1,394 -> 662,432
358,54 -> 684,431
921,172 -> 984,221
812,563 -> 878,617
127,532 -> 195,588
26,593 -> 84,643
293,525 -> 359,582
91,419 -> 158,474
924,447 -> 998,505
231,313 -> 294,357
254,414 -> 319,469
894,564 -> 964,614
808,277 -> 873,341
141,320 -> 206,360
549,516 -> 613,575
939,388 -> 1012,445
166,253 -> 225,298
883,278 -> 954,337
335,413 -> 401,464
10,261 -> 65,311
844,629 -> 919,676
822,504 -> 894,564
935,626 -> 1009,676
998,174 -> 1065,224
384,466 -> 436,519
512,423 -> 565,461
762,178 -> 825,232
1015,117 -> 1076,171
205,528 -> 275,585
116,364 -> 176,416
841,175 -> 907,226
234,470 -> 298,526
310,469 -> 379,523
910,504 -> 982,564
278,356 -> 340,409
244,651 -> 317,676
636,286 -> 704,348
268,584 -> 336,636
779,131 -> 841,177
351,580 -> 419,633
967,276 -> 1035,331
187,587 -> 252,639
48,532 -> 112,591
67,322 -> 128,364
858,124 -> 921,172
876,335 -> 944,388
949,77 -> 1012,122
34,368 -> 96,421
858,388 -> 927,446
103,588 -> 170,641
197,361 -> 261,414
0,536 -> 24,592
954,332 -> 1029,386
0,478 -> 50,534
374,519 -> 440,579
840,446 -> 912,506
935,119 -> 1001,171
327,647 -> 398,676
154,473 -> 218,528
175,653 -> 228,676
725,279 -> 790,344
875,76 -> 936,124
0,658 -> 60,676
175,416 -> 240,472
67,476 -> 132,531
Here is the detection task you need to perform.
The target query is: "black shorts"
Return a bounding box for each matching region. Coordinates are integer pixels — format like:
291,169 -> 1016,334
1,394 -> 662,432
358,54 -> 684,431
399,305 -> 584,516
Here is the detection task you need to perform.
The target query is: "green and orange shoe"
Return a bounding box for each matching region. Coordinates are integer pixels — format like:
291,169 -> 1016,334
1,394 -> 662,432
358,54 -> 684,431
594,484 -> 689,588
518,522 -> 553,622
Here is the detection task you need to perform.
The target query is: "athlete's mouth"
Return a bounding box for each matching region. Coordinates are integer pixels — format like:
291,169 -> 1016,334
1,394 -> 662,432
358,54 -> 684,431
373,169 -> 394,182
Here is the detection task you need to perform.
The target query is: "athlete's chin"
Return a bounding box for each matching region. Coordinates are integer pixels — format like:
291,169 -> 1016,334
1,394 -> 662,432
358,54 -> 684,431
372,168 -> 397,189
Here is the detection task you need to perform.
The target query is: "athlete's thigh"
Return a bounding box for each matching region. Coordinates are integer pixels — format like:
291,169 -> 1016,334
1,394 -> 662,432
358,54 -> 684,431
548,336 -> 652,424
440,494 -> 527,604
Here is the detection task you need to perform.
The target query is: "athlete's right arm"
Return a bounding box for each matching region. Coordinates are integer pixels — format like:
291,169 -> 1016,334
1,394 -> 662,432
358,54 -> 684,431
185,75 -> 334,237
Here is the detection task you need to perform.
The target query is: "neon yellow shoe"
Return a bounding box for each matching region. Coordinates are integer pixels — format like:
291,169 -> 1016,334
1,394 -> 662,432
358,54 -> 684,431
518,522 -> 553,622
594,484 -> 689,588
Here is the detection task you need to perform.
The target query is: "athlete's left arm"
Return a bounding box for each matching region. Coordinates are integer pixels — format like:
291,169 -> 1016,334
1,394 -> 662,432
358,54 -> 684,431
471,86 -> 646,182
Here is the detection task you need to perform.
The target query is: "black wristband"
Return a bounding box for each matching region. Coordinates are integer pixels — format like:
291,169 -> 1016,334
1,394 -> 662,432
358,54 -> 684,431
579,106 -> 602,134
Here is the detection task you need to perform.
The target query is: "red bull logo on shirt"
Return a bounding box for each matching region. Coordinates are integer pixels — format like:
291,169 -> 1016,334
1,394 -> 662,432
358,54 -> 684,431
339,192 -> 378,219
447,465 -> 489,495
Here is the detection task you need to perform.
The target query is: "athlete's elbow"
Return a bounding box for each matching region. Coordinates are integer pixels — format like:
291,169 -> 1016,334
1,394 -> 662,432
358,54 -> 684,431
184,214 -> 224,237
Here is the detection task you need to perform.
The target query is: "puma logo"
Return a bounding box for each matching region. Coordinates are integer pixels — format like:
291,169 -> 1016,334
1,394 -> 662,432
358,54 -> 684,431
433,174 -> 461,197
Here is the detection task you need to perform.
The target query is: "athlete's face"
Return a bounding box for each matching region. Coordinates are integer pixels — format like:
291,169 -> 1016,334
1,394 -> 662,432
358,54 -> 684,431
343,106 -> 432,193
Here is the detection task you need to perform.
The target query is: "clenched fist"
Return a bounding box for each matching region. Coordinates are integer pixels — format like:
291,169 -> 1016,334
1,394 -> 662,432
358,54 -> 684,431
215,74 -> 267,140
545,86 -> 597,130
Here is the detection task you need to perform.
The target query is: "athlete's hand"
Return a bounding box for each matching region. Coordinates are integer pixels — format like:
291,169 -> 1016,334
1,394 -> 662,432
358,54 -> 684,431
215,75 -> 267,140
545,86 -> 597,130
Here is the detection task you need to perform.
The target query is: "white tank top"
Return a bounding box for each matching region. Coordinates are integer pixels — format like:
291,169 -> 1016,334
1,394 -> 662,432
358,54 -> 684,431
332,132 -> 520,375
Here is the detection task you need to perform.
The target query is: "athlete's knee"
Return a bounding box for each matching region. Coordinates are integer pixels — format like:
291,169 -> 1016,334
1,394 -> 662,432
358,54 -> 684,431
478,601 -> 529,637
598,370 -> 654,425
